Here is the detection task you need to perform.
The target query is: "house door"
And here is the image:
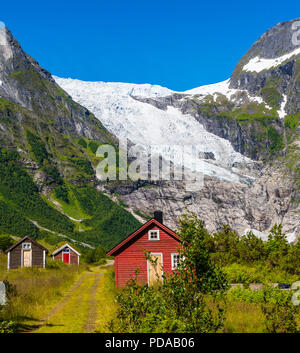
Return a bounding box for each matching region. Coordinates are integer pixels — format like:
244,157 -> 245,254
23,250 -> 31,267
148,254 -> 163,285
63,252 -> 70,263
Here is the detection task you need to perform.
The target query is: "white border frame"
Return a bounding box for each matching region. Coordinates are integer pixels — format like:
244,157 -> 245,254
148,229 -> 160,241
147,252 -> 163,285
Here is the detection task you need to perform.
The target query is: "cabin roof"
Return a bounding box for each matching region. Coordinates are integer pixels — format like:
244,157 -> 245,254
106,218 -> 181,256
51,243 -> 81,256
5,236 -> 49,253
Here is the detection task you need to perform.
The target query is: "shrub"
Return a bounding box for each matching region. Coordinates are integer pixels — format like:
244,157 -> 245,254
46,259 -> 66,270
88,141 -> 100,154
77,138 -> 87,149
0,320 -> 16,333
84,245 -> 106,264
26,130 -> 49,165
261,286 -> 299,333
54,185 -> 69,204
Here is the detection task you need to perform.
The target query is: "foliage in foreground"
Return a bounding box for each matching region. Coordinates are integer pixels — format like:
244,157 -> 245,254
110,214 -> 228,333
261,286 -> 299,333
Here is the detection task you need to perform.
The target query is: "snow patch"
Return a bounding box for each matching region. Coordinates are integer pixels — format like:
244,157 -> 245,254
278,95 -> 288,119
184,79 -> 267,106
243,47 -> 300,73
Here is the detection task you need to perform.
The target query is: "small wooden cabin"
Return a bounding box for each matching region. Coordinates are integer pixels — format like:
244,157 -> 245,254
51,243 -> 81,265
106,211 -> 182,287
5,236 -> 48,269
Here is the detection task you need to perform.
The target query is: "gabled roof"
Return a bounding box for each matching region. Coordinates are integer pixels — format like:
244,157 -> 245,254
106,218 -> 181,256
5,236 -> 49,253
51,243 -> 81,256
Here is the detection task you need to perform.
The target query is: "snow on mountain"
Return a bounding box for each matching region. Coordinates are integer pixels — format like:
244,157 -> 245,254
242,47 -> 300,73
54,77 -> 255,184
278,95 -> 288,119
184,79 -> 267,106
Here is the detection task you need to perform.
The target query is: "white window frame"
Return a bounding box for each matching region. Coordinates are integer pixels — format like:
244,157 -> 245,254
148,229 -> 160,241
22,243 -> 31,250
171,253 -> 181,270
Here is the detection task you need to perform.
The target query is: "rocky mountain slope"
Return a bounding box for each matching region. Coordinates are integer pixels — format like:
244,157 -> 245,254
56,18 -> 300,242
0,19 -> 299,246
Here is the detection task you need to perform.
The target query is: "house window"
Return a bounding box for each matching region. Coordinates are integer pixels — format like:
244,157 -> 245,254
171,253 -> 181,270
63,248 -> 70,253
22,243 -> 31,250
148,230 -> 160,241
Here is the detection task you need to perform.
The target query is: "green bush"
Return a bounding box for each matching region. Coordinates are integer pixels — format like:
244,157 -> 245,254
261,286 -> 299,333
54,185 -> 69,204
0,320 -> 16,333
88,141 -> 100,154
26,130 -> 49,165
77,138 -> 87,149
69,158 -> 94,175
46,259 -> 66,270
84,245 -> 106,264
42,166 -> 63,184
227,286 -> 291,304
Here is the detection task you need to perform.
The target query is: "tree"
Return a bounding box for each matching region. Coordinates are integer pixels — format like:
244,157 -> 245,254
0,235 -> 14,252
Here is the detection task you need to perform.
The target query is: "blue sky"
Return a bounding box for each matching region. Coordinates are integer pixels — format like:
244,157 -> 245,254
1,1 -> 300,90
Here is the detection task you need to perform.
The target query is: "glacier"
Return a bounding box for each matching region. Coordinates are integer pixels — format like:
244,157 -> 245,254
54,76 -> 255,184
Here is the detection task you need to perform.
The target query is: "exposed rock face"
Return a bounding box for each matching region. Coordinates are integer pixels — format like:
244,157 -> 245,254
0,26 -> 115,146
100,164 -> 300,241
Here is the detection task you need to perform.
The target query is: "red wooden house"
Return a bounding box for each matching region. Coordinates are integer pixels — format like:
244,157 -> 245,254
51,243 -> 81,265
106,211 -> 181,287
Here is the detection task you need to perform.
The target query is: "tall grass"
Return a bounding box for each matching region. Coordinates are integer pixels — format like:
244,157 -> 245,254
0,254 -> 84,331
95,267 -> 118,332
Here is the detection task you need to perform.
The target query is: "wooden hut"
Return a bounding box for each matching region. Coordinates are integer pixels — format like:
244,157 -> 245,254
5,236 -> 48,269
106,211 -> 182,287
51,243 -> 81,265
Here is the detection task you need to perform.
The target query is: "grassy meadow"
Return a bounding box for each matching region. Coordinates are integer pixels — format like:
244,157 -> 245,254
0,253 -> 87,332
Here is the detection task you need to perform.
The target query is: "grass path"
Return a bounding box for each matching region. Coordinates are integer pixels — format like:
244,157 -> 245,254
33,265 -> 115,333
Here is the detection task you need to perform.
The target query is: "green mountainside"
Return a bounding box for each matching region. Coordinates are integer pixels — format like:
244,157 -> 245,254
0,27 -> 141,251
